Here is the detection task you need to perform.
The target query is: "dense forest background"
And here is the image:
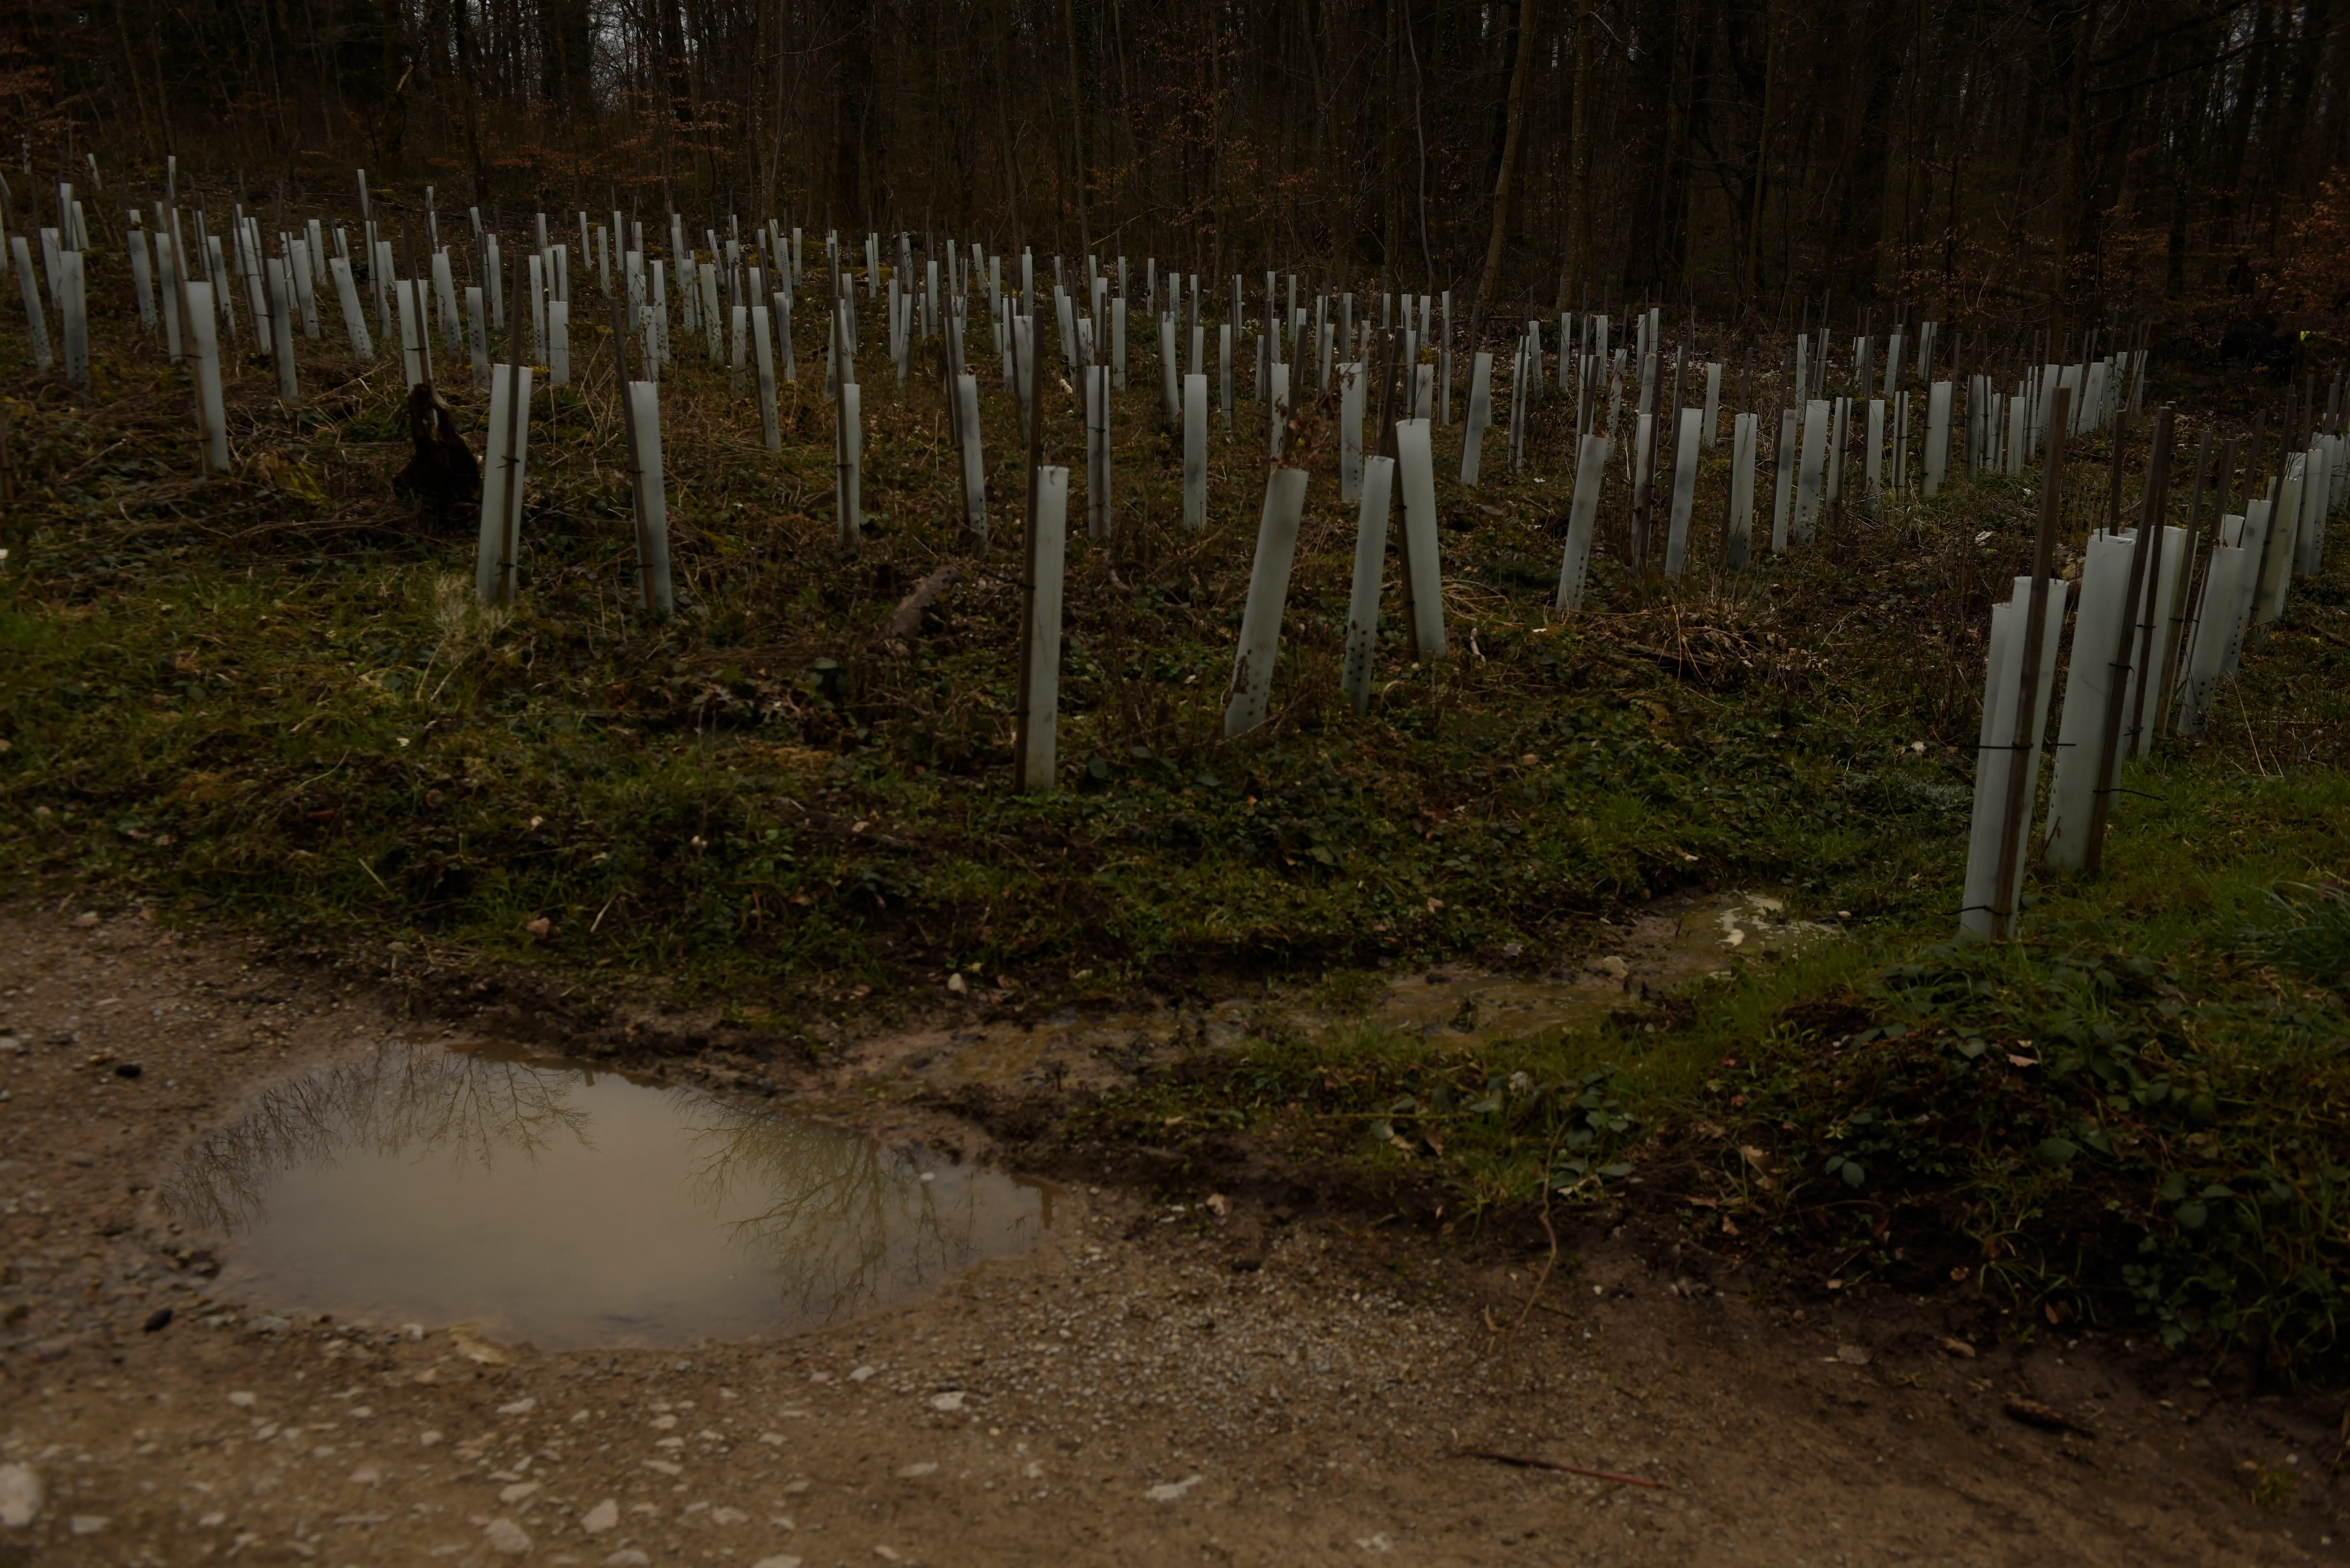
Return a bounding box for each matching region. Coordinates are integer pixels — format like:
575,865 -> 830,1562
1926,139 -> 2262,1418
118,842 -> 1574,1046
9,0 -> 2350,345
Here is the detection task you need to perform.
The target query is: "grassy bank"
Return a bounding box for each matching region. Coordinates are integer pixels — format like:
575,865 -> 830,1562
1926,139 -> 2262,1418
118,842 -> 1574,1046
3,297 -> 2017,996
3,275 -> 2345,1372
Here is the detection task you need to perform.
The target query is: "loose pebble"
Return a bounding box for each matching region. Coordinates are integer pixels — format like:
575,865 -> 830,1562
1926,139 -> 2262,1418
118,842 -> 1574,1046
0,1466 -> 42,1528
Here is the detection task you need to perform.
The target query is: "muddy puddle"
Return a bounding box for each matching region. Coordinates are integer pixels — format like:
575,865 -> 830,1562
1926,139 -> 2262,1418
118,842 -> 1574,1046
160,1040 -> 1055,1350
853,890 -> 1838,1094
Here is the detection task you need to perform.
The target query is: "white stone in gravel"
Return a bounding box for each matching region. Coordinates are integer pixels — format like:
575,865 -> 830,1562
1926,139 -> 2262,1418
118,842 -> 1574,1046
580,1499 -> 619,1535
485,1516 -> 532,1554
927,1392 -> 965,1412
710,1507 -> 748,1525
498,1397 -> 538,1416
605,1552 -> 652,1567
750,1557 -> 802,1568
69,1516 -> 108,1536
848,1365 -> 876,1383
227,1391 -> 258,1409
0,1466 -> 40,1528
896,1463 -> 938,1478
1145,1475 -> 1202,1503
348,1465 -> 381,1486
499,1481 -> 541,1504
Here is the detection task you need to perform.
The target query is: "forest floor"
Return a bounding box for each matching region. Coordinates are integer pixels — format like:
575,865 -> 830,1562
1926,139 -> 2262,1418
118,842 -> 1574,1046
4,271 -> 2350,1560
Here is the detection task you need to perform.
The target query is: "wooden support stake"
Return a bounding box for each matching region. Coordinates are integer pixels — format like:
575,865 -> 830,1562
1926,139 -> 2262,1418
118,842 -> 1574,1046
2156,426 -> 2216,741
1990,386 -> 2072,938
1013,281 -> 1052,792
609,298 -> 656,612
2086,404 -> 2173,875
495,253 -> 529,607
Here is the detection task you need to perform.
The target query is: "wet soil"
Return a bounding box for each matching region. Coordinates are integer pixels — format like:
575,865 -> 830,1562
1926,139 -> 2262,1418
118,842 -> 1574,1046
1,902 -> 2344,1566
825,891 -> 1830,1104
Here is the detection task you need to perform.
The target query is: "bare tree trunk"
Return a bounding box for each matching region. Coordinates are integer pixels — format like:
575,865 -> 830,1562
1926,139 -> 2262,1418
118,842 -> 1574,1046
2055,0 -> 2104,338
1382,0 -> 1401,276
378,0 -> 410,170
1560,0 -> 1592,308
1473,0 -> 1537,326
1746,0 -> 1777,311
1064,0 -> 1091,254
450,0 -> 487,205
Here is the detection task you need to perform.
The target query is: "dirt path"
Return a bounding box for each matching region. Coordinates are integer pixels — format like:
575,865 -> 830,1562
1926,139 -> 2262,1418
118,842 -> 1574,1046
0,904 -> 2340,1566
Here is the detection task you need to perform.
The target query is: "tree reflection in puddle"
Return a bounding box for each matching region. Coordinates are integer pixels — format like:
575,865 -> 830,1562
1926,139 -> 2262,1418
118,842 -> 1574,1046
162,1039 -> 1050,1349
678,1092 -> 1053,1335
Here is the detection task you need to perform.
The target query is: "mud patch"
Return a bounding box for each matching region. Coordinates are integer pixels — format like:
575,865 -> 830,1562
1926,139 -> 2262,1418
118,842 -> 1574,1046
841,892 -> 1835,1094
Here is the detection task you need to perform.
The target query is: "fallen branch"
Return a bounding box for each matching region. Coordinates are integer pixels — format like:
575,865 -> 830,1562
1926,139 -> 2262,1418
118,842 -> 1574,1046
1458,1449 -> 1664,1488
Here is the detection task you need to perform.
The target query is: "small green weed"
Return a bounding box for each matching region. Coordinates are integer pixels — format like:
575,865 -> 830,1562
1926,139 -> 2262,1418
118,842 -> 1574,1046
2246,881 -> 2350,991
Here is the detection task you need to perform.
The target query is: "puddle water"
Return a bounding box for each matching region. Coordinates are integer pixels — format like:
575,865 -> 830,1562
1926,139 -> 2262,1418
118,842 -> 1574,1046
161,1040 -> 1055,1349
854,891 -> 1837,1092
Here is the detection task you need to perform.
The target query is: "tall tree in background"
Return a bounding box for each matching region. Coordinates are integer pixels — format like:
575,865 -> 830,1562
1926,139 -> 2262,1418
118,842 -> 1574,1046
11,0 -> 2350,343
1473,0 -> 1535,326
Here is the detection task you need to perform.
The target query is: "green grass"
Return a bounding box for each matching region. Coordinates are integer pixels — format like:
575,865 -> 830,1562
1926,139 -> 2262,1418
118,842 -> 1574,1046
4,265 -> 2348,1372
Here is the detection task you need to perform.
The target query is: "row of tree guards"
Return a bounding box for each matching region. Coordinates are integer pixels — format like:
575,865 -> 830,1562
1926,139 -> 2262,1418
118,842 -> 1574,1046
7,170 -> 2341,940
1959,389 -> 2339,938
